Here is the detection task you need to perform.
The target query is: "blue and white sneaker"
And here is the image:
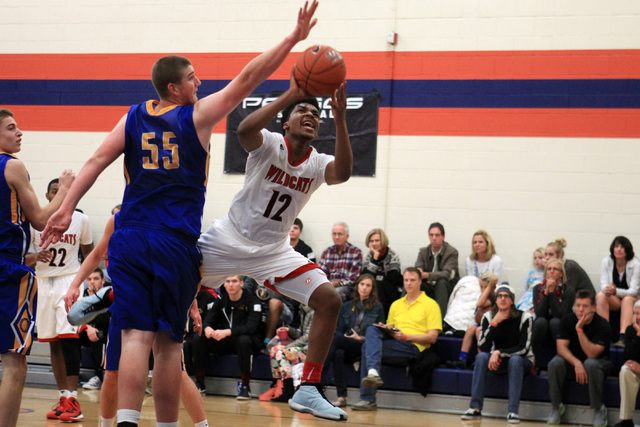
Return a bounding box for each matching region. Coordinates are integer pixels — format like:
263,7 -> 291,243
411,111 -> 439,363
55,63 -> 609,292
289,384 -> 348,421
67,286 -> 112,326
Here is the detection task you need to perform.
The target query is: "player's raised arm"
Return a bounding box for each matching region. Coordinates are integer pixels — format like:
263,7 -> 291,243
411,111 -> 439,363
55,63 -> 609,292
64,215 -> 115,311
41,115 -> 126,248
236,73 -> 308,152
324,82 -> 352,185
7,163 -> 74,231
193,0 -> 318,137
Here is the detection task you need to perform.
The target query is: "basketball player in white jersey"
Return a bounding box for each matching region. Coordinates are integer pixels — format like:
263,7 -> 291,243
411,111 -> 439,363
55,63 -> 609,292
198,78 -> 351,420
30,178 -> 93,422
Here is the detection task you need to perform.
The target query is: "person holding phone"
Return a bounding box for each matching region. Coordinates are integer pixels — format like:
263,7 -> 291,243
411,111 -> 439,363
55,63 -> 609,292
322,274 -> 384,407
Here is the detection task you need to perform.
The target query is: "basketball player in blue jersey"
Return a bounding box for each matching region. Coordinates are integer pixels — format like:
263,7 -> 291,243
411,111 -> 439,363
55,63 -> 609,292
0,109 -> 74,427
41,3 -> 318,426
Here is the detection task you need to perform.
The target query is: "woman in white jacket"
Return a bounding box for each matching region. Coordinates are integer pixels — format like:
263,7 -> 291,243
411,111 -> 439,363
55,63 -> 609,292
596,236 -> 640,343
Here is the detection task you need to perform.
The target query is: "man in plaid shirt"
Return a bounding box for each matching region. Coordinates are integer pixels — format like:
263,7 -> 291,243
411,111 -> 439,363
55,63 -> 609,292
319,222 -> 362,301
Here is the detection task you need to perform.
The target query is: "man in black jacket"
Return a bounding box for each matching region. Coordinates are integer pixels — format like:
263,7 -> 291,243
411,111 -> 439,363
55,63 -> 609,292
192,275 -> 263,400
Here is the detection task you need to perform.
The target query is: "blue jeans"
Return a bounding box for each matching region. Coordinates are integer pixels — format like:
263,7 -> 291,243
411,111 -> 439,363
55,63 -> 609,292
470,352 -> 533,414
359,325 -> 420,402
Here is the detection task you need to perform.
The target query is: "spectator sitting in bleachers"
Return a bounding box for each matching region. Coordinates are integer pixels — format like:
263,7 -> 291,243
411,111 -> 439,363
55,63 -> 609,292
616,299 -> 640,427
260,305 -> 314,403
352,267 -> 442,411
289,217 -> 316,263
460,284 -> 533,424
531,258 -> 575,367
596,236 -> 640,346
545,238 -> 595,294
516,247 -> 545,315
361,228 -> 402,316
192,275 -> 263,400
244,277 -> 299,348
442,275 -> 482,336
78,268 -> 110,391
322,274 -> 385,407
183,288 -> 217,375
319,222 -> 362,302
414,222 -> 460,318
446,272 -> 497,369
465,229 -> 503,284
546,290 -> 611,426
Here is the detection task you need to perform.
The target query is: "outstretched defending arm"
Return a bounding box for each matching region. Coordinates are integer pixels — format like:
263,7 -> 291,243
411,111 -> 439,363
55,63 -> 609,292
193,1 -> 318,143
40,116 -> 126,247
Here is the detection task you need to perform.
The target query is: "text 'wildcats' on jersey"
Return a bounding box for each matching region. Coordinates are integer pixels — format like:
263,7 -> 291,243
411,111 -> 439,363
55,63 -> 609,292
228,129 -> 333,245
120,101 -> 209,240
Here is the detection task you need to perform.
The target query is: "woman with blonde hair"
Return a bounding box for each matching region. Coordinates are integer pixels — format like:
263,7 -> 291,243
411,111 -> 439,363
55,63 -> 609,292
465,230 -> 503,283
361,228 -> 402,315
531,258 -> 575,364
544,238 -> 595,293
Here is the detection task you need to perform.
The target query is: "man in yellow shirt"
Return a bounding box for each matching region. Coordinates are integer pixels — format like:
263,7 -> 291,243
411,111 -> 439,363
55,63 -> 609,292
352,267 -> 442,411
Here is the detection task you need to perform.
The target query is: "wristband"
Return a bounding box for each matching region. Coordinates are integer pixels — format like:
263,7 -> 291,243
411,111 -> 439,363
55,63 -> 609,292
636,333 -> 640,338
360,337 -> 364,343
490,322 -> 498,327
576,328 -> 584,334
403,334 -> 408,341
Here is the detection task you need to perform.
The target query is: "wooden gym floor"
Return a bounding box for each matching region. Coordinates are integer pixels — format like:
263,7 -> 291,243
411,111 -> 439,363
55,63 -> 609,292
19,384 -> 554,426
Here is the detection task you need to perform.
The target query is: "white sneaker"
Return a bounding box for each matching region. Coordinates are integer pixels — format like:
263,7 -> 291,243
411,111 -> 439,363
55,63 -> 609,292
289,384 -> 348,421
83,375 -> 102,390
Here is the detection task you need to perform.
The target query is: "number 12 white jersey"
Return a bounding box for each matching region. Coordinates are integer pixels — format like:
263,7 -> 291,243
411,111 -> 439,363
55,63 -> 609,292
31,210 -> 92,278
227,129 -> 333,245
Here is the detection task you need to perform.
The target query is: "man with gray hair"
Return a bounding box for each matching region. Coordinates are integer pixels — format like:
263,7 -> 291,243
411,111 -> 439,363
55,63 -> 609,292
319,222 -> 362,301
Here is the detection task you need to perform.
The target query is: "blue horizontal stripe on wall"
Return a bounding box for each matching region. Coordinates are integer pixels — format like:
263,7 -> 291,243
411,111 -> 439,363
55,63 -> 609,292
1,79 -> 639,108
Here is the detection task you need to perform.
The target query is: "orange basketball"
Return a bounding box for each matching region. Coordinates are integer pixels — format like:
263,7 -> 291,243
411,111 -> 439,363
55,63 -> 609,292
293,45 -> 346,96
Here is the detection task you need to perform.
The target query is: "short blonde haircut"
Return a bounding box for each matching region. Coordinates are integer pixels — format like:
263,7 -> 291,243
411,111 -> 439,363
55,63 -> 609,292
544,258 -> 567,284
470,229 -> 497,261
365,228 -> 389,249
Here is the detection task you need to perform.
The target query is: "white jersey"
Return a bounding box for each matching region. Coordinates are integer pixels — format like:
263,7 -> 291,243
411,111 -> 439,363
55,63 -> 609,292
31,210 -> 92,278
227,129 -> 333,245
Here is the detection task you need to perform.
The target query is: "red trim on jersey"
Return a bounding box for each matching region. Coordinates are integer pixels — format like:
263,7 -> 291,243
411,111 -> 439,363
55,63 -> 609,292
263,263 -> 323,294
284,137 -> 312,167
37,332 -> 80,343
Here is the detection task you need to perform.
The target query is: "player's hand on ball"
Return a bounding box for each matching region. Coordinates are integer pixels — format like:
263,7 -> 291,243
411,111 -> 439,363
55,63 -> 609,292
329,82 -> 347,122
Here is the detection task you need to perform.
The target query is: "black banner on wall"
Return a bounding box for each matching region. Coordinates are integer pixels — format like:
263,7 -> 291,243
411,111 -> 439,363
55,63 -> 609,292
224,94 -> 379,177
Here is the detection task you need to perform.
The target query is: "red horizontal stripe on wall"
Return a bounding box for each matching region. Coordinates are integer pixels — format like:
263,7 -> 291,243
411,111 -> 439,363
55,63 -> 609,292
8,106 -> 640,138
383,108 -> 640,137
6,105 -> 227,133
2,49 -> 638,80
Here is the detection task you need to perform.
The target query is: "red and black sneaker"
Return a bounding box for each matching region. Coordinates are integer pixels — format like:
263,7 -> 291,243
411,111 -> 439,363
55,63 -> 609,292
58,396 -> 84,422
46,396 -> 68,420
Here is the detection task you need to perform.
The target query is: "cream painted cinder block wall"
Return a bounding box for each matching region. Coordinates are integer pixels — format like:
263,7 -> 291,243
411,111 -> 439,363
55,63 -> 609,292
4,0 -> 640,296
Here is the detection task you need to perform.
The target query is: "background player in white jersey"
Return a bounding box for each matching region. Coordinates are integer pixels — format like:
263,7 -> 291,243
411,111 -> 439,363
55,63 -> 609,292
198,77 -> 352,420
29,178 -> 93,422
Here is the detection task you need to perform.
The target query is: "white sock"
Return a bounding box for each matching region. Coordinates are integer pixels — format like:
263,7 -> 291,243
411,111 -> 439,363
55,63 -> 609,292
116,409 -> 140,424
368,369 -> 379,377
68,390 -> 78,398
157,423 -> 178,427
195,421 -> 209,427
101,416 -> 116,427
60,389 -> 69,398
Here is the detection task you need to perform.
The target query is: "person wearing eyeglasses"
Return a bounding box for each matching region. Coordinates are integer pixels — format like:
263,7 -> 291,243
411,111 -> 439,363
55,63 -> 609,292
531,258 -> 576,366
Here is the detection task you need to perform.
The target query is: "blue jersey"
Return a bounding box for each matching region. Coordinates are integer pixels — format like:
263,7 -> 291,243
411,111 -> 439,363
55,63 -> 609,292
120,100 -> 209,240
0,153 -> 31,264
